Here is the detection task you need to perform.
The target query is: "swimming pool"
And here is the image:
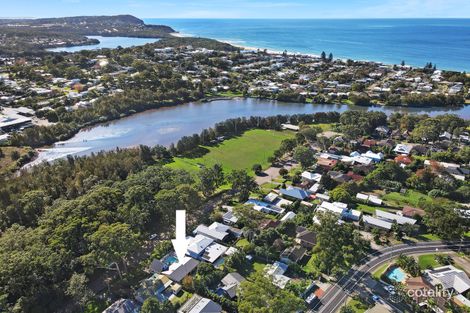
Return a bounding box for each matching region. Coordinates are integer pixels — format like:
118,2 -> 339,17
386,266 -> 406,283
246,199 -> 272,207
161,254 -> 178,270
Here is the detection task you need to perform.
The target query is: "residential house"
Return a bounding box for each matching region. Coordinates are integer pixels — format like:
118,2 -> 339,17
201,242 -> 228,264
279,187 -> 310,201
301,171 -> 322,182
394,144 -> 413,155
404,276 -> 447,307
328,171 -> 351,183
222,209 -> 238,225
135,274 -> 171,304
363,215 -> 392,231
259,219 -> 281,230
395,155 -> 412,166
103,299 -> 139,313
194,222 -> 230,241
316,157 -> 338,171
424,160 -> 469,181
177,294 -> 222,313
265,261 -> 290,289
375,210 -> 417,225
149,259 -> 164,274
280,246 -> 307,264
375,126 -> 391,137
217,272 -> 246,299
361,151 -> 384,163
280,211 -> 297,222
187,235 -> 214,259
346,171 -> 364,182
424,265 -> 470,295
246,199 -> 285,215
281,123 -> 300,131
295,229 -> 317,249
162,257 -> 200,283
351,155 -> 373,166
317,201 -> 362,221
401,206 -> 425,218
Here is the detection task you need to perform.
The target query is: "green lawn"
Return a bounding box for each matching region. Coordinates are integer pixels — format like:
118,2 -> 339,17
419,233 -> 442,241
260,181 -> 280,193
356,204 -> 384,215
418,254 -> 441,270
171,291 -> 192,306
167,129 -> 294,175
252,261 -> 267,274
236,238 -> 250,248
303,254 -> 318,274
382,190 -> 433,209
372,262 -> 391,280
346,298 -> 369,313
215,91 -> 244,97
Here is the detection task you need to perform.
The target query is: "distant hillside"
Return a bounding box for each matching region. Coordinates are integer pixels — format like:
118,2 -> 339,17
0,15 -> 175,55
0,14 -> 144,25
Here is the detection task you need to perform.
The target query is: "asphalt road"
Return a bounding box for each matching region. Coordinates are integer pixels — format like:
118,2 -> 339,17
312,240 -> 470,313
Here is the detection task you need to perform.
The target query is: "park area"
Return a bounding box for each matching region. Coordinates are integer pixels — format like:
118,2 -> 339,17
167,129 -> 294,175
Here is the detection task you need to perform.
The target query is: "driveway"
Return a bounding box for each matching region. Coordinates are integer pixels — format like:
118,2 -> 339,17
255,160 -> 299,185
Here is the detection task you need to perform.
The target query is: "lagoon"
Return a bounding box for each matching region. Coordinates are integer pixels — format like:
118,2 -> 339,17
47,36 -> 159,52
30,98 -> 470,166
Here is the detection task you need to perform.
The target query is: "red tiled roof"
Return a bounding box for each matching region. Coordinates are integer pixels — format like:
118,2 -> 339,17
395,155 -> 413,165
314,288 -> 325,298
346,171 -> 364,181
402,206 -> 425,217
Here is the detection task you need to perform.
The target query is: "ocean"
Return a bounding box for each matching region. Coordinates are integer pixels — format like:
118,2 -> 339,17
145,18 -> 470,72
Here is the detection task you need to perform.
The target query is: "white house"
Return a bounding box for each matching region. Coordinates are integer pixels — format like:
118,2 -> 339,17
280,211 -> 297,222
301,171 -> 322,182
394,144 -> 413,155
375,210 -> 416,225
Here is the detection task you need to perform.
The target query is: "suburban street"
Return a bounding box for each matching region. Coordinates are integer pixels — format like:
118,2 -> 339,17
312,240 -> 470,313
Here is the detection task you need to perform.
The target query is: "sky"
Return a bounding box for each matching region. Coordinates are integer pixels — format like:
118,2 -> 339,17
1,0 -> 470,19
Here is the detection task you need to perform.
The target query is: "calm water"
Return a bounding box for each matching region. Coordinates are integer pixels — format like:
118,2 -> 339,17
386,267 -> 406,283
30,98 -> 470,166
146,19 -> 470,71
47,36 -> 159,52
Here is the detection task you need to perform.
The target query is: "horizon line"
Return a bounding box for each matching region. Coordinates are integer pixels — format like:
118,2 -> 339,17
2,15 -> 470,20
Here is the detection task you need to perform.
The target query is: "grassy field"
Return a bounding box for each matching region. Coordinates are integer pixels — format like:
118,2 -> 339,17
167,129 -> 294,175
418,254 -> 441,270
383,190 -> 433,208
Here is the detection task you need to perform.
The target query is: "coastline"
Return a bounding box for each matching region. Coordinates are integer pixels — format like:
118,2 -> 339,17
165,29 -> 468,71
170,31 -> 319,58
